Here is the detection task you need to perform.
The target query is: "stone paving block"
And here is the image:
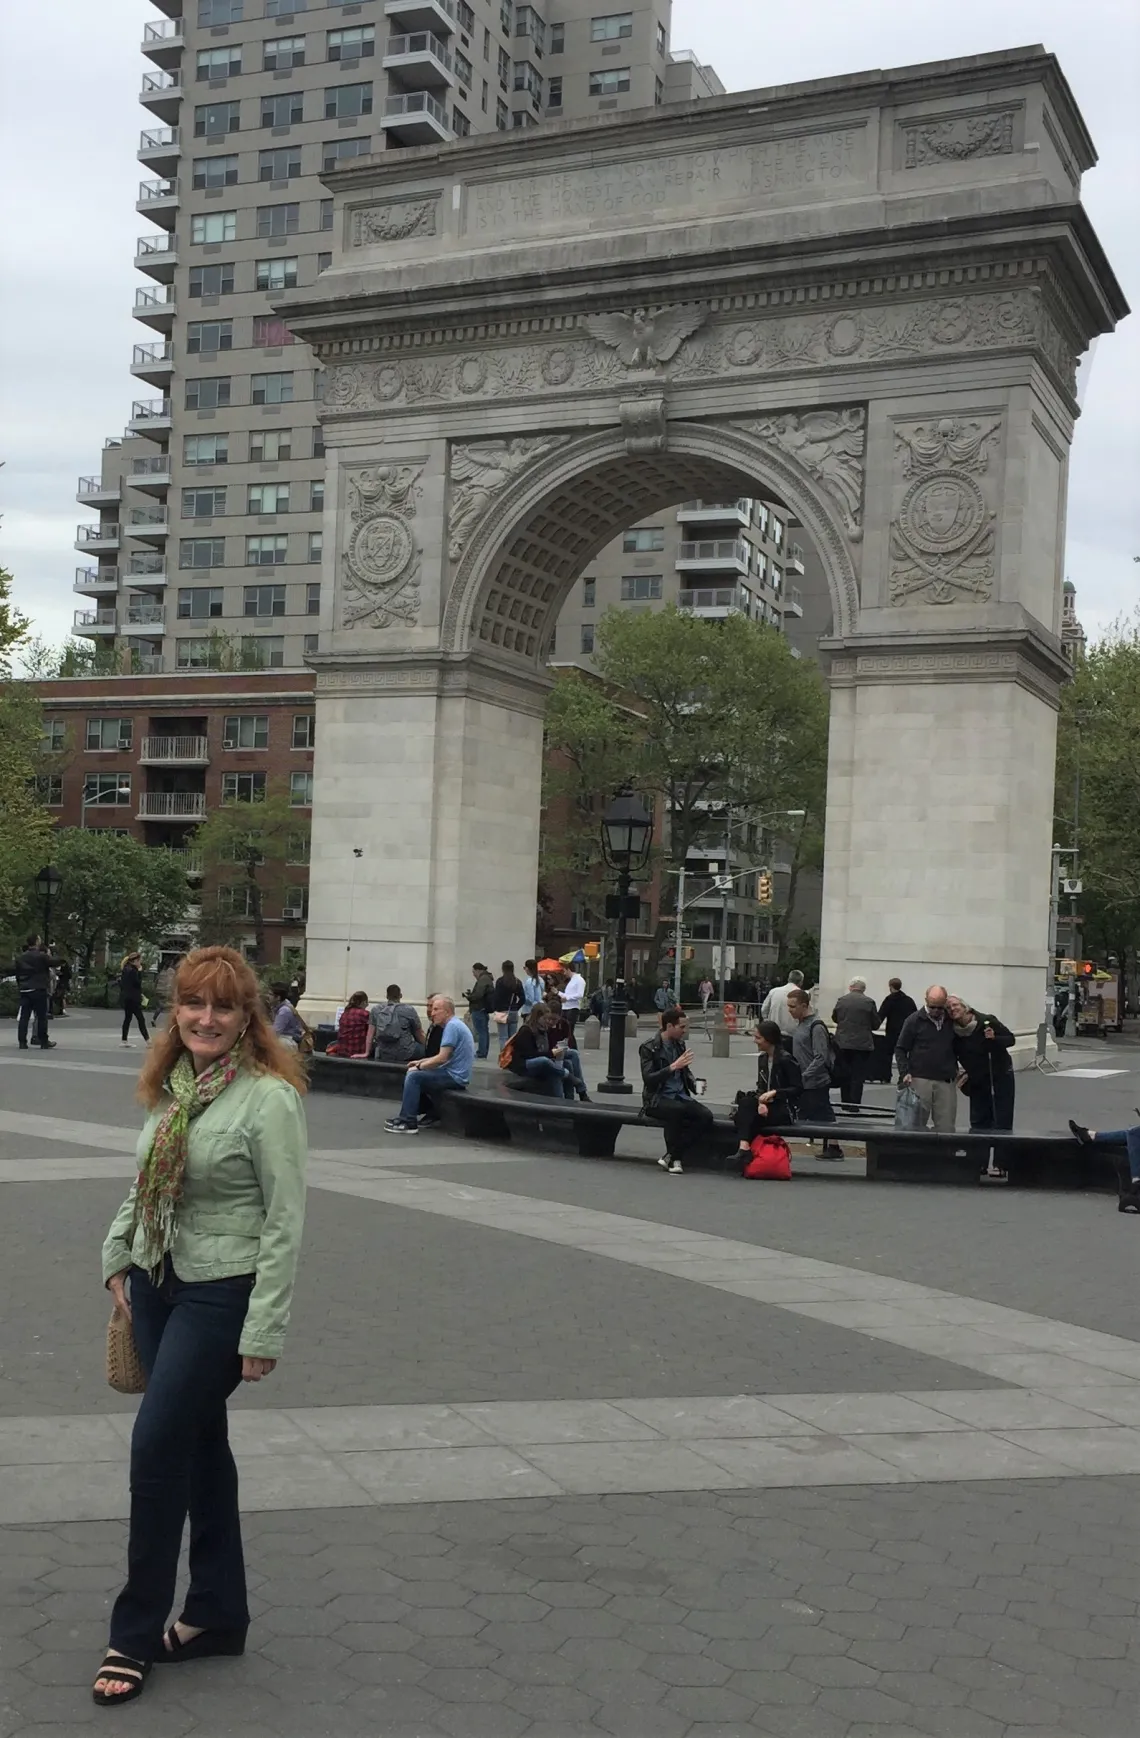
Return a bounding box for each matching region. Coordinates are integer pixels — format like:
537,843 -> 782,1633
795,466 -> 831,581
518,1441 -> 741,1494
687,1434 -> 906,1487
851,1431 -> 1070,1481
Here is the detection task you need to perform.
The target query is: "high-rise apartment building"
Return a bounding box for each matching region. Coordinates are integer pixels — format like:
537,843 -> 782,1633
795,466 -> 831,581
74,0 -> 722,676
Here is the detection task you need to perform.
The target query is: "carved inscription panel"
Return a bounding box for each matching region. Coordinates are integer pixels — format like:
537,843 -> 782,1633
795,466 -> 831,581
466,127 -> 869,237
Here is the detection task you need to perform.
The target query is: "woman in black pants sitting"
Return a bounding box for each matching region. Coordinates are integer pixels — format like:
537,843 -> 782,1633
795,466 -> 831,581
734,1020 -> 802,1165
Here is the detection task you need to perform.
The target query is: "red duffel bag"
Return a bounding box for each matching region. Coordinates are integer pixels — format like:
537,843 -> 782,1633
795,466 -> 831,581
744,1133 -> 792,1180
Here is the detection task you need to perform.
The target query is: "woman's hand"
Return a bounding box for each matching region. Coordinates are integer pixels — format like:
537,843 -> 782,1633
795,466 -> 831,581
755,1101 -> 769,1118
241,1356 -> 276,1382
107,1271 -> 131,1322
759,1090 -> 777,1104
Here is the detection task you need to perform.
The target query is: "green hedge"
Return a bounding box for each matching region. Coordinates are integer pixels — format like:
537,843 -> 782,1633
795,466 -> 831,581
0,982 -> 19,1019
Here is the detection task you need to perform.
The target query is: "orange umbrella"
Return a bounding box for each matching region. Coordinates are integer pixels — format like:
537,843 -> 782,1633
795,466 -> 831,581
537,958 -> 562,973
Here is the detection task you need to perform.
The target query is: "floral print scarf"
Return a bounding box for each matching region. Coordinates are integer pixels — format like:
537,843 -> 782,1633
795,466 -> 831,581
135,1048 -> 241,1280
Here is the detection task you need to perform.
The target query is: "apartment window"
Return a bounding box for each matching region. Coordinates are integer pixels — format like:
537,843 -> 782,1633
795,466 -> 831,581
245,538 -> 289,569
223,715 -> 269,749
656,19 -> 667,54
292,714 -> 316,748
286,830 -> 310,864
264,35 -> 305,71
312,420 -> 325,455
262,92 -> 304,128
183,434 -> 229,464
550,21 -> 565,51
198,0 -> 242,21
771,516 -> 784,547
308,481 -> 324,514
320,197 -> 334,231
194,101 -> 240,138
283,885 -> 309,921
192,153 -> 238,189
177,586 -> 224,618
623,526 -> 665,552
582,578 -> 596,608
189,263 -> 234,297
322,136 -> 370,170
457,0 -> 475,28
307,531 -> 323,562
483,25 -> 491,58
303,581 -> 321,618
187,319 -> 232,354
591,12 -> 633,39
317,251 -> 332,274
266,0 -> 306,14
256,257 -> 298,291
41,720 -> 66,754
654,74 -> 663,104
513,61 -> 542,97
197,45 -> 242,79
589,66 -> 631,94
515,5 -> 545,48
621,574 -> 662,601
249,429 -> 291,461
182,487 -> 227,517
453,107 -> 471,136
455,48 -> 473,84
241,635 -> 285,669
36,775 -> 64,808
256,202 -> 300,239
248,484 -> 291,516
83,773 -> 131,807
252,317 -> 295,349
85,718 -> 132,751
290,771 -> 314,807
259,145 -> 302,181
222,772 -> 267,804
327,26 -> 375,59
497,45 -> 510,84
580,624 -> 595,654
303,633 -> 319,656
547,75 -> 562,106
500,2 -> 513,31
179,537 -> 225,570
251,371 -> 294,405
176,638 -> 219,668
482,77 -> 489,110
185,376 -> 231,413
325,81 -> 372,119
496,96 -> 509,129
217,885 -> 255,919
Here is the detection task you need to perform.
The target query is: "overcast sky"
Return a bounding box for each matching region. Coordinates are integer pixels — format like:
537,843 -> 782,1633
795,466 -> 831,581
1,0 -> 1136,651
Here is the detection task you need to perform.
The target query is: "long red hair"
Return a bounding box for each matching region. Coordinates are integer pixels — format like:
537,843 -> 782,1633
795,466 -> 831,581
137,945 -> 308,1108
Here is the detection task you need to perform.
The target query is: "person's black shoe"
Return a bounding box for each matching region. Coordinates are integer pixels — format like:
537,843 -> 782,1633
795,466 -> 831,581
1069,1119 -> 1093,1146
18,1042 -> 27,1050
1118,1189 -> 1140,1214
38,1041 -> 57,1050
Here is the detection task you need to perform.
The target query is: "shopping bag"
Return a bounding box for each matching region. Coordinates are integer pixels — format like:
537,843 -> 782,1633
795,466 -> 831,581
894,1083 -> 926,1130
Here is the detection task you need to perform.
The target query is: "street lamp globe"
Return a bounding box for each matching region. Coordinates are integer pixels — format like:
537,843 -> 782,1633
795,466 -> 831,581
601,789 -> 653,871
34,865 -> 62,901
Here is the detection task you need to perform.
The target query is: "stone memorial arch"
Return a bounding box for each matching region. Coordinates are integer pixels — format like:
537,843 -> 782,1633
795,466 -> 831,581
283,47 -> 1125,1035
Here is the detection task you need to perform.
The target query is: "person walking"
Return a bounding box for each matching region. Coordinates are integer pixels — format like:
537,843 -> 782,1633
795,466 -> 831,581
465,963 -> 495,1059
51,957 -> 72,1018
9,935 -> 58,1050
949,995 -> 1016,1175
786,986 -> 843,1159
491,961 -> 526,1049
762,969 -> 805,1051
120,953 -> 150,1048
385,995 -> 475,1133
894,986 -> 958,1132
653,980 -> 672,1015
640,1006 -> 713,1175
831,977 -> 878,1109
733,1019 -> 802,1161
93,946 -> 307,1707
698,977 -> 715,1018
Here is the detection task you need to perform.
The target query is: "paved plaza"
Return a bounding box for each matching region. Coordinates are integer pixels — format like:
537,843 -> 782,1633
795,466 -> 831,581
0,1014 -> 1138,1736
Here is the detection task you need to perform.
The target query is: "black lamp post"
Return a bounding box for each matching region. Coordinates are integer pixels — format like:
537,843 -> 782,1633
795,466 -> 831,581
597,789 -> 653,1095
34,865 -> 62,953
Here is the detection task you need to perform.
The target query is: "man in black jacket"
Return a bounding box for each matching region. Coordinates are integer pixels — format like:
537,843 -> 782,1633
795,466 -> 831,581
894,985 -> 958,1131
11,936 -> 59,1050
640,1007 -> 713,1175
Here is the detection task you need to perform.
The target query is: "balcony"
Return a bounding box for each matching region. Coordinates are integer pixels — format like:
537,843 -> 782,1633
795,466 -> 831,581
137,792 -> 207,822
140,71 -> 181,123
129,452 -> 173,494
125,509 -> 170,546
76,477 -> 121,507
128,397 -> 172,438
135,232 -> 177,281
131,341 -> 174,388
384,0 -> 455,36
383,32 -> 455,86
380,89 -> 452,144
142,17 -> 184,68
140,736 -> 209,767
677,499 -> 750,528
134,653 -> 166,674
787,542 -> 806,575
162,847 -> 204,879
676,538 -> 750,575
137,177 -> 179,228
75,523 -> 120,553
780,585 -> 804,618
138,126 -> 180,176
127,556 -> 168,588
74,608 -> 117,636
679,584 -> 753,619
74,566 -> 120,596
122,604 -> 168,635
134,285 -> 176,331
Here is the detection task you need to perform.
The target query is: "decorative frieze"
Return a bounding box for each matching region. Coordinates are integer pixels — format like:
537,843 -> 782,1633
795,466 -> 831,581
900,108 -> 1018,169
351,196 -> 439,245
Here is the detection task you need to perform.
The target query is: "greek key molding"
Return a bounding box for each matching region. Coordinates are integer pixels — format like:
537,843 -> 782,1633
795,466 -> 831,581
339,461 -> 426,631
888,417 -> 1002,607
828,641 -> 1066,707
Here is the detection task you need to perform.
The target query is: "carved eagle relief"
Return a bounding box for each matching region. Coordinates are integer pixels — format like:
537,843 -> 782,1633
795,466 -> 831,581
584,304 -> 707,369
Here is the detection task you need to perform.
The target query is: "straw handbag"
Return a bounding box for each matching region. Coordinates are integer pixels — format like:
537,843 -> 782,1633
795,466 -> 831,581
107,1304 -> 146,1395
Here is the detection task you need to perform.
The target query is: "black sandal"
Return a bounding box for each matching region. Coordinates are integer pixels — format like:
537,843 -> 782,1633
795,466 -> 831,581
92,1652 -> 151,1706
158,1624 -> 247,1663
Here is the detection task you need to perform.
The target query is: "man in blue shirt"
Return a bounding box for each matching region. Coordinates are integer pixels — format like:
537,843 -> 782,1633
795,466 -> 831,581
385,994 -> 475,1133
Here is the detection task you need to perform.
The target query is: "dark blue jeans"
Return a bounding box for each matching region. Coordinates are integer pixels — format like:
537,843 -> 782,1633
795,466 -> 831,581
524,1056 -> 574,1099
471,1009 -> 490,1058
109,1260 -> 253,1661
17,989 -> 49,1046
1095,1127 -> 1140,1182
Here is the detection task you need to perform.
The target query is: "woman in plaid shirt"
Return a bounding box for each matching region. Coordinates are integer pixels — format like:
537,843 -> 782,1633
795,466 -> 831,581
329,992 -> 370,1058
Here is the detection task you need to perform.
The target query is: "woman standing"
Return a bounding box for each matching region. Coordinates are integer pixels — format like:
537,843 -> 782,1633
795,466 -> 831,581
491,961 -> 526,1049
734,1020 -> 802,1162
120,952 -> 149,1047
948,995 -> 1015,1177
93,946 -> 307,1706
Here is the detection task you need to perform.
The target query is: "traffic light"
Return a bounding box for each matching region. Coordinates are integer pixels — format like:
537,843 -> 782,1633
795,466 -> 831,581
583,941 -> 600,959
757,871 -> 773,905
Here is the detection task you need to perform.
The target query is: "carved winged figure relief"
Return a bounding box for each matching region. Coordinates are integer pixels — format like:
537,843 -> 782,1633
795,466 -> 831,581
584,304 -> 707,369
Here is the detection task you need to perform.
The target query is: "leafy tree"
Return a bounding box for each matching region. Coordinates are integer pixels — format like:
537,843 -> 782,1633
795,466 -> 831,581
0,569 -> 54,930
193,785 -> 310,965
11,830 -> 192,973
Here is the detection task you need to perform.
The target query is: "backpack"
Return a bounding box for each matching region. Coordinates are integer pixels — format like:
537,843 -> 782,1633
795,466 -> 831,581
374,1002 -> 404,1045
498,1034 -> 516,1070
809,1018 -> 842,1086
744,1134 -> 792,1180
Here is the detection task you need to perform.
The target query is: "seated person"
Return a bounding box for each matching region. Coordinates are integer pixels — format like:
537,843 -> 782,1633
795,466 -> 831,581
368,983 -> 426,1064
385,995 -> 474,1133
640,1006 -> 713,1176
1069,1118 -> 1140,1209
542,992 -> 589,1099
734,1019 -> 802,1163
508,1004 -> 589,1101
327,990 -> 371,1057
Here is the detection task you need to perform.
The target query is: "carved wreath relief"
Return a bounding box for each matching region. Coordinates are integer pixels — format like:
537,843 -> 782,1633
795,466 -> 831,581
901,109 -> 1016,169
889,418 -> 1001,606
351,198 -> 439,245
341,463 -> 425,629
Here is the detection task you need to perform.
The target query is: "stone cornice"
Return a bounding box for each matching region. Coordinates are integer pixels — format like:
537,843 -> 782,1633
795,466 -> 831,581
822,623 -> 1071,708
308,651 -> 553,715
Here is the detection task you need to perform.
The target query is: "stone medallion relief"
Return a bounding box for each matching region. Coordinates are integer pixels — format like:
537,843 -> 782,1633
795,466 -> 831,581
340,462 -> 426,629
889,417 -> 1002,606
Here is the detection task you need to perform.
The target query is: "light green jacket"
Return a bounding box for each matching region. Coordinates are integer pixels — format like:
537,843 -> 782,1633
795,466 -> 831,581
102,1070 -> 308,1360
